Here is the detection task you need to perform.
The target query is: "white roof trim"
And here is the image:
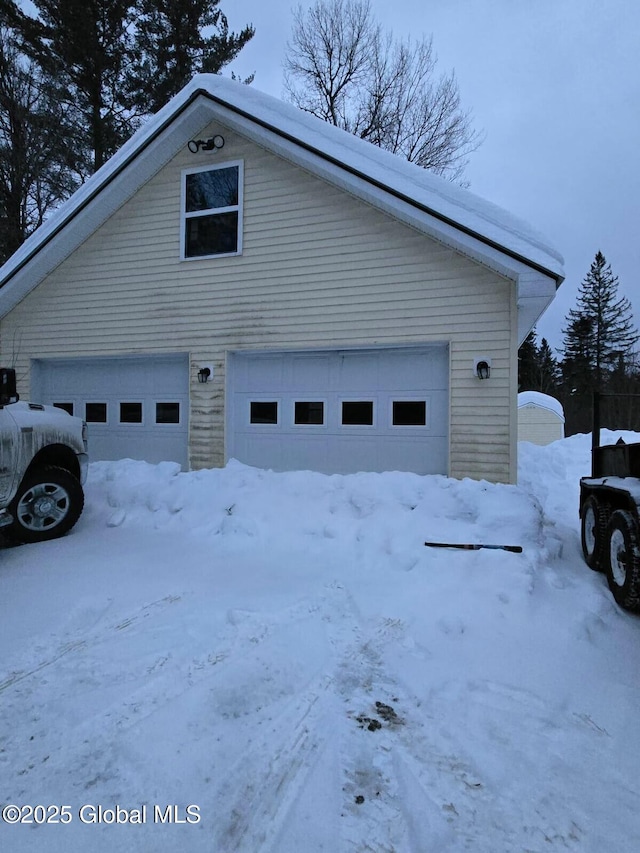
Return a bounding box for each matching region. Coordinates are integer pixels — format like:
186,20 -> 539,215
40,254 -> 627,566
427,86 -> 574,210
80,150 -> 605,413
0,75 -> 564,335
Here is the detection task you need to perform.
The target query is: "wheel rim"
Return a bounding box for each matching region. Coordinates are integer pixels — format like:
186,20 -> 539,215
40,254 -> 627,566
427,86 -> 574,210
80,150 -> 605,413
16,482 -> 71,532
584,505 -> 597,555
610,528 -> 628,587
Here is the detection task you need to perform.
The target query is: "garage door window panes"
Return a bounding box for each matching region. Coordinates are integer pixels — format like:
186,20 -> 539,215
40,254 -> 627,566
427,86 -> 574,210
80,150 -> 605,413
250,401 -> 278,424
120,402 -> 143,424
156,402 -> 180,424
183,162 -> 242,259
392,401 -> 427,426
342,401 -> 374,426
86,402 -> 107,423
295,401 -> 324,425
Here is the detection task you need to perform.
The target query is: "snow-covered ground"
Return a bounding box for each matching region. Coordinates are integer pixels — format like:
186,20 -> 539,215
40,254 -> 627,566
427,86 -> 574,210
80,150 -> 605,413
2,432 -> 640,852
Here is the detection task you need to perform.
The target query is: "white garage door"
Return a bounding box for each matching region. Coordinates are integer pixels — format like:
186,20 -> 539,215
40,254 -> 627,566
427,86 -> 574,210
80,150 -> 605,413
31,354 -> 189,469
228,346 -> 449,475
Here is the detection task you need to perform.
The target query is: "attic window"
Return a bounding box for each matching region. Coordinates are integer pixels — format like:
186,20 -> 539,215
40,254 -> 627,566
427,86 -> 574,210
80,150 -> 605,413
182,161 -> 243,259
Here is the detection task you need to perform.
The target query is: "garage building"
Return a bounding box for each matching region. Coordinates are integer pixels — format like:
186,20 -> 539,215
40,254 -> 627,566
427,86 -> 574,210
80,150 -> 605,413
0,75 -> 564,482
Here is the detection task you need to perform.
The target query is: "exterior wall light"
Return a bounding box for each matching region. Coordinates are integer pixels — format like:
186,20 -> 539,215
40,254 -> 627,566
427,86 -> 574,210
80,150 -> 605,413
197,366 -> 212,383
473,358 -> 491,380
187,135 -> 225,154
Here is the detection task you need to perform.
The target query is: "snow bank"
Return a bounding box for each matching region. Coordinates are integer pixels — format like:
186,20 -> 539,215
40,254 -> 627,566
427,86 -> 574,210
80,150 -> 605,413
3,433 -> 640,853
87,457 -> 545,573
518,429 -> 640,534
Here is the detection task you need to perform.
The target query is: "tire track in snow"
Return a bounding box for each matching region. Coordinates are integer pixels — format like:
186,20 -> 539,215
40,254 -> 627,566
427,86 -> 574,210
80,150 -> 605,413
210,583 -> 433,852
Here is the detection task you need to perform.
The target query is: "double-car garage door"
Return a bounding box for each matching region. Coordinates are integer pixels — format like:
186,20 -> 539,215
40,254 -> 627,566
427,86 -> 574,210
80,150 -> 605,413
31,346 -> 449,475
31,354 -> 189,469
228,345 -> 449,475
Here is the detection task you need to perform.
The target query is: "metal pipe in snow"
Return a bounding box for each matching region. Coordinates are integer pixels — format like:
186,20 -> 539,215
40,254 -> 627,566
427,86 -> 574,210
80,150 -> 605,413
424,541 -> 523,553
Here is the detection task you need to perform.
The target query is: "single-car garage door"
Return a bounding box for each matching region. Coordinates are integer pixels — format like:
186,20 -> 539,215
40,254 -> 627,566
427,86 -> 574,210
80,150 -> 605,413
228,346 -> 449,475
31,354 -> 189,468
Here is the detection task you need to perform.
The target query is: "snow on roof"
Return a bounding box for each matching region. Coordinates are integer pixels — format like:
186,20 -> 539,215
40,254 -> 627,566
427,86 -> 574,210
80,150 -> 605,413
518,391 -> 565,420
198,75 -> 564,279
0,74 -> 564,319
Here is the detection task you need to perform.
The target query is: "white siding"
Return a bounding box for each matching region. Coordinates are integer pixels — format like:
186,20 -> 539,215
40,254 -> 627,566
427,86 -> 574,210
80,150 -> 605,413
1,122 -> 517,482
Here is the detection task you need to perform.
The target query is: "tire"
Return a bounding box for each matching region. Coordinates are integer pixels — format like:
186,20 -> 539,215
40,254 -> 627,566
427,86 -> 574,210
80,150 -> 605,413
605,509 -> 640,612
581,495 -> 606,571
6,466 -> 84,544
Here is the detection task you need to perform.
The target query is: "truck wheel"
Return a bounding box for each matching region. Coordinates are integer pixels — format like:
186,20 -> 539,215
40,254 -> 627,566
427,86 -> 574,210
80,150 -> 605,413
6,466 -> 84,544
581,495 -> 606,571
605,509 -> 640,612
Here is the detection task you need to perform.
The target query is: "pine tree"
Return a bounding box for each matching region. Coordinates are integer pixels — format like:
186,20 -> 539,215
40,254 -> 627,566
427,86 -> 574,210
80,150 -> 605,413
560,315 -> 596,434
537,338 -> 559,394
0,27 -> 77,263
1,0 -> 136,174
518,331 -> 539,390
129,0 -> 255,115
518,330 -> 559,394
0,0 -> 254,261
562,251 -> 638,388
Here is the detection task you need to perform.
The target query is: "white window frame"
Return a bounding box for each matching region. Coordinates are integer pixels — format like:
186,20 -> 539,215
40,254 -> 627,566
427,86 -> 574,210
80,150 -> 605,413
85,401 -> 109,425
154,401 -> 182,426
118,401 -> 145,426
291,398 -> 328,428
181,160 -> 244,260
248,398 -> 281,427
339,397 -> 377,429
389,397 -> 431,429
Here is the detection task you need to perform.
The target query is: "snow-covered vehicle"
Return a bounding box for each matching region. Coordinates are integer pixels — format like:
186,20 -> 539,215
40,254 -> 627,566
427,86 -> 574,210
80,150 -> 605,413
0,368 -> 88,543
580,393 -> 640,611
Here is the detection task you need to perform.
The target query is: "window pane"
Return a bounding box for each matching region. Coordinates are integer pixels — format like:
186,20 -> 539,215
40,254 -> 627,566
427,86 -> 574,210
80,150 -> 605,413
250,401 -> 278,424
185,167 -> 238,212
156,402 -> 180,424
393,401 -> 426,426
54,402 -> 74,415
295,401 -> 324,425
120,402 -> 142,423
185,212 -> 238,257
342,401 -> 373,425
86,402 -> 107,423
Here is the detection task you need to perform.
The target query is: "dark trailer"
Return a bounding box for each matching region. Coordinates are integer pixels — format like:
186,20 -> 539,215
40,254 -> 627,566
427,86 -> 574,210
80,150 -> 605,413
580,393 -> 640,611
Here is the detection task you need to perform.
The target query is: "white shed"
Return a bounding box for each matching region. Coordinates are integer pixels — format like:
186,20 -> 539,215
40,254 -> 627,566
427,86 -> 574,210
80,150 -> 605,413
518,392 -> 565,445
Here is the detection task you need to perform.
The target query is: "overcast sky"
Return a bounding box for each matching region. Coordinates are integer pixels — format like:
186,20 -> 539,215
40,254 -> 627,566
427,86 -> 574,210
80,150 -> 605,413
226,0 -> 639,350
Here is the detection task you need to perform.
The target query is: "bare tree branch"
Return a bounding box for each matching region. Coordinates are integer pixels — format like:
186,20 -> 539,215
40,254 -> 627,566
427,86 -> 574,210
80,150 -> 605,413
284,0 -> 483,183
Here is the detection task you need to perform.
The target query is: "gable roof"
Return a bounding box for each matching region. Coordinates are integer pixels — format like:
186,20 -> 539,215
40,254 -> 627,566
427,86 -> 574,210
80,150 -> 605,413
0,74 -> 564,340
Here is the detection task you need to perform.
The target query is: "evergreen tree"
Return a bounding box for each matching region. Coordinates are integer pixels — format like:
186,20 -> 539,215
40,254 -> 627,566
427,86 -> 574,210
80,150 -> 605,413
0,27 -> 77,263
518,331 -> 539,390
129,0 -> 254,115
1,0 -> 136,174
518,330 -> 559,395
537,337 -> 559,394
562,251 -> 638,388
0,0 -> 254,262
559,315 -> 596,434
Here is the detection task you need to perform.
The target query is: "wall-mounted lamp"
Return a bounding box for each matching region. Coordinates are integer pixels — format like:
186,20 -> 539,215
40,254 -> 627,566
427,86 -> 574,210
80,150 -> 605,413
473,358 -> 491,380
187,135 -> 225,154
197,365 -> 213,383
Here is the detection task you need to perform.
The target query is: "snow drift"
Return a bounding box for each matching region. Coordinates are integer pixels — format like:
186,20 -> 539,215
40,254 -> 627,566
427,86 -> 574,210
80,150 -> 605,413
1,431 -> 640,853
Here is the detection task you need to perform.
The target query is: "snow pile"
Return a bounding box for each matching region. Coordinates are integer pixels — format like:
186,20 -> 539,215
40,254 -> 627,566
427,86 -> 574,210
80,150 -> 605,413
2,434 -> 640,853
518,429 -> 640,534
88,458 -> 545,570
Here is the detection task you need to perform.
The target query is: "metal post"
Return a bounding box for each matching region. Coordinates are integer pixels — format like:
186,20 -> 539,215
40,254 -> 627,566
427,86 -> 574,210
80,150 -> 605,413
592,391 -> 601,476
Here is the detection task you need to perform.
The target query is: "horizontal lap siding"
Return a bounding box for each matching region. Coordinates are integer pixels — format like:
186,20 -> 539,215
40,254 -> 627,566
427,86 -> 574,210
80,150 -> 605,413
1,123 -> 516,482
